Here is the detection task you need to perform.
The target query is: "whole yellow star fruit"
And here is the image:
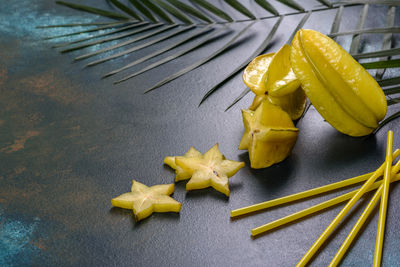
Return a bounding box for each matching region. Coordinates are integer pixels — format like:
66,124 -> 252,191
240,100 -> 299,169
290,29 -> 387,136
111,180 -> 181,221
173,144 -> 245,196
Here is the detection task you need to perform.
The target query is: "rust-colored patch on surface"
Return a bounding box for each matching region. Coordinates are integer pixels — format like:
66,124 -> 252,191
0,130 -> 40,153
14,166 -> 26,175
33,239 -> 46,251
20,70 -> 89,105
0,67 -> 7,86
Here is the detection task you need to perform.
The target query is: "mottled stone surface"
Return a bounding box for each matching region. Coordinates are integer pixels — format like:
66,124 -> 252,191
1,1 -> 400,266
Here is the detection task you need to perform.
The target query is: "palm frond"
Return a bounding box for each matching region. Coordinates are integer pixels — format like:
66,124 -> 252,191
166,0 -> 213,23
142,0 -> 174,23
43,0 -> 400,129
376,6 -> 396,80
75,24 -> 179,61
225,88 -> 251,111
144,22 -> 256,93
374,110 -> 400,134
56,1 -> 131,20
104,25 -> 214,78
60,23 -> 162,53
128,0 -> 158,22
52,21 -> 148,48
110,0 -> 142,21
255,0 -> 279,16
223,0 -> 256,20
86,25 -> 193,65
153,0 -> 193,24
276,0 -> 305,12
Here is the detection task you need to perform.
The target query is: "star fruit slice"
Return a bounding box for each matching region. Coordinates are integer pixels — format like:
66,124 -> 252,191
240,100 -> 299,169
164,146 -> 203,181
290,29 -> 387,136
265,44 -> 301,97
243,53 -> 275,96
111,180 -> 181,221
175,144 -> 245,197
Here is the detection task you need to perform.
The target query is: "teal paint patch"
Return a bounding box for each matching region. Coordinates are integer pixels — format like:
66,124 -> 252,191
0,212 -> 41,266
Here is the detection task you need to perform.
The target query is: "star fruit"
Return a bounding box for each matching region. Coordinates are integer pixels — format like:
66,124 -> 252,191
242,46 -> 306,120
290,29 -> 387,136
111,180 -> 181,221
239,100 -> 299,169
169,144 -> 244,196
164,146 -> 202,181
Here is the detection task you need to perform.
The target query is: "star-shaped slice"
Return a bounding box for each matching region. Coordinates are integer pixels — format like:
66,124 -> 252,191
164,147 -> 203,181
174,144 -> 245,197
239,100 -> 299,169
111,180 -> 181,221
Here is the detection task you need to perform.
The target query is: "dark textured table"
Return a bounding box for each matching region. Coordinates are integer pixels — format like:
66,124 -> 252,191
1,1 -> 400,266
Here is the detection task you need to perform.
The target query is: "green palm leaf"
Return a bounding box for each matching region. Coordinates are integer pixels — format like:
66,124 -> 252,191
223,0 -> 256,20
190,0 -> 233,22
110,0 -> 142,20
166,0 -> 212,23
43,0 -> 400,129
56,1 -> 130,20
128,0 -> 158,22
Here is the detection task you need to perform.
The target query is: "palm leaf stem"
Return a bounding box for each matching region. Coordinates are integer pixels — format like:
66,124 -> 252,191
86,25 -> 195,65
373,110 -> 400,134
52,21 -> 149,48
362,59 -> 400,69
349,4 -> 368,54
114,26 -> 226,84
75,24 -> 179,61
103,25 -> 215,78
352,47 -> 400,60
44,21 -> 136,40
143,21 -> 256,93
60,23 -> 163,53
200,16 -> 283,107
376,6 -> 396,80
329,27 -> 400,37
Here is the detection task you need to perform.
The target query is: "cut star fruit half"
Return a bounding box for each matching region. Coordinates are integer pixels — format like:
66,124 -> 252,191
248,87 -> 307,121
164,146 -> 202,181
243,46 -> 306,120
240,100 -> 299,169
243,53 -> 275,96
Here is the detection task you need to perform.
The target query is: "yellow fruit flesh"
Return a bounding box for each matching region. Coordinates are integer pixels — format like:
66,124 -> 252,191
290,29 -> 387,136
111,180 -> 181,221
248,87 -> 307,121
243,53 -> 275,95
266,44 -> 301,97
164,147 -> 202,181
240,100 -> 299,169
174,144 -> 245,196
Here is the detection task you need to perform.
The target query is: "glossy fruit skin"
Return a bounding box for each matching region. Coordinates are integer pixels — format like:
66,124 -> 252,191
290,29 -> 387,136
